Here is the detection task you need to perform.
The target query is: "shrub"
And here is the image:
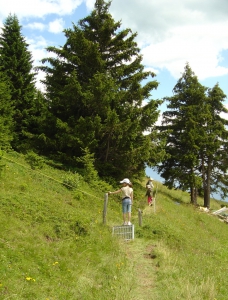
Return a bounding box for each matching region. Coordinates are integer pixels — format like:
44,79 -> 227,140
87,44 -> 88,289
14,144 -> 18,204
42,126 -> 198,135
62,171 -> 81,190
25,151 -> 44,169
75,147 -> 98,183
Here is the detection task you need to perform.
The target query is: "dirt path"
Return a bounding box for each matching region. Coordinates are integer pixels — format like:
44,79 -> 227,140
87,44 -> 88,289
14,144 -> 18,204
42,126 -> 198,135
121,206 -> 158,300
126,239 -> 157,300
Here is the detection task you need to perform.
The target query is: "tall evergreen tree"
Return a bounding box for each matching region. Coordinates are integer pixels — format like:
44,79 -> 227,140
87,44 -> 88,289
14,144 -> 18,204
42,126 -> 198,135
158,64 -> 228,207
39,0 -> 161,178
23,89 -> 50,152
158,64 -> 207,204
0,70 -> 14,149
199,84 -> 228,207
0,14 -> 37,150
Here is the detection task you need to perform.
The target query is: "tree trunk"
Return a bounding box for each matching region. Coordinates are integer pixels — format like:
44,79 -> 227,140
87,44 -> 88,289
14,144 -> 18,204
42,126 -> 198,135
190,186 -> 197,205
204,159 -> 211,208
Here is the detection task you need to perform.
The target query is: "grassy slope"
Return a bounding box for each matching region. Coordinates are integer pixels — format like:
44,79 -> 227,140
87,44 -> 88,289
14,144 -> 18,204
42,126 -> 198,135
1,151 -> 228,300
130,185 -> 228,300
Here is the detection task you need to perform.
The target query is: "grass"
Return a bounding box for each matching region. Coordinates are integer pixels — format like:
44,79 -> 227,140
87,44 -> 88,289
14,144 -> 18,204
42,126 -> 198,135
0,151 -> 129,299
133,184 -> 228,300
1,150 -> 228,299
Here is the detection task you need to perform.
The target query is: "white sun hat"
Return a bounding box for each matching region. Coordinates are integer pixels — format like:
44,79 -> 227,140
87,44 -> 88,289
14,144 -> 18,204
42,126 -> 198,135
120,178 -> 131,184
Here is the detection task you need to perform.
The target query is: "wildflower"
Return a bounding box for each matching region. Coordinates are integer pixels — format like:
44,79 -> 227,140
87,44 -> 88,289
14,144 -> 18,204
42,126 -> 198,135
26,277 -> 32,281
53,261 -> 59,266
26,277 -> 35,282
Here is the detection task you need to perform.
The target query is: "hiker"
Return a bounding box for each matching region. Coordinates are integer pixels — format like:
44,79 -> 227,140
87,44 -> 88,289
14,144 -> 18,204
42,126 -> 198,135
146,177 -> 154,189
146,177 -> 154,206
145,185 -> 153,206
108,178 -> 133,225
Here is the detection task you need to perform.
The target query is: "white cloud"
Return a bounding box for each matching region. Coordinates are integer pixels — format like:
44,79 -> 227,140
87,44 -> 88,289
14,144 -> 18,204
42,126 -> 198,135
144,67 -> 159,75
220,104 -> 228,121
141,22 -> 228,80
0,0 -> 83,20
84,0 -> 95,11
48,18 -> 64,34
110,0 -> 228,80
27,35 -> 55,91
35,70 -> 46,91
27,35 -> 49,63
25,22 -> 46,31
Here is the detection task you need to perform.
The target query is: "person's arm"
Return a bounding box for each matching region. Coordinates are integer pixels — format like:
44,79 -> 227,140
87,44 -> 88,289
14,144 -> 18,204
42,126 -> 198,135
130,191 -> 133,204
108,189 -> 122,195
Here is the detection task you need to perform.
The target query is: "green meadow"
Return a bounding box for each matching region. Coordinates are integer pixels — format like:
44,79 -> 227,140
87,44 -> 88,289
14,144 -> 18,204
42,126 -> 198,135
1,151 -> 228,300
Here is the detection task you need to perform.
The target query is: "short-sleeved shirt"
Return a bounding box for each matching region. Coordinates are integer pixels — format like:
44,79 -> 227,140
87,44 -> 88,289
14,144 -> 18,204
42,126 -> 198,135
121,186 -> 133,199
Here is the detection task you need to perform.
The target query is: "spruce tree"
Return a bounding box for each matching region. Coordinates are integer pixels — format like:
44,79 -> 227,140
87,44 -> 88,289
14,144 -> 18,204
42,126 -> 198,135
158,64 -> 208,204
0,14 -> 37,150
39,0 -> 161,178
158,64 -> 228,207
0,70 -> 14,149
200,84 -> 228,207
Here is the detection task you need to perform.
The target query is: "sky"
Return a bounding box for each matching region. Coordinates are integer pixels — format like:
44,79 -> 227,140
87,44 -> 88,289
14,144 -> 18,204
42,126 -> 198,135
0,0 -> 228,198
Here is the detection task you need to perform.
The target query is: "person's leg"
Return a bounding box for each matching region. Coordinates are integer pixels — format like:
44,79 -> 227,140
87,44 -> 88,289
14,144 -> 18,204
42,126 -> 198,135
122,200 -> 127,225
127,199 -> 132,224
123,213 -> 126,224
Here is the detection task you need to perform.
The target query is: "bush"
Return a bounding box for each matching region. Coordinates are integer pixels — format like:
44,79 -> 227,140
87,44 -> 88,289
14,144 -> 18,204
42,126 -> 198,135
75,147 -> 98,183
25,151 -> 44,169
62,171 -> 81,190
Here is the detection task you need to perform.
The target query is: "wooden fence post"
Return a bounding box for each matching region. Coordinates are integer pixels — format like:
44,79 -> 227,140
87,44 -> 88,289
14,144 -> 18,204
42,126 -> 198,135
138,209 -> 142,226
103,193 -> 108,225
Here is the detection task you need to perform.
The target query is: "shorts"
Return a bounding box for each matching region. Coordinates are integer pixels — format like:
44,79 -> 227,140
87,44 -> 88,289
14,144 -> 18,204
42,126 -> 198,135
122,197 -> 132,213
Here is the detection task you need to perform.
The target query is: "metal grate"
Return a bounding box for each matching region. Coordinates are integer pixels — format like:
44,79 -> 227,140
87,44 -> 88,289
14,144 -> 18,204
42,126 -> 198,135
112,225 -> 134,240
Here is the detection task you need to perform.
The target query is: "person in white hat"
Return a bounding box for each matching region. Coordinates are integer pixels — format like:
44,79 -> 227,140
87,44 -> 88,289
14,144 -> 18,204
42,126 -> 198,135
145,177 -> 154,206
146,177 -> 154,189
108,178 -> 133,225
145,185 -> 153,206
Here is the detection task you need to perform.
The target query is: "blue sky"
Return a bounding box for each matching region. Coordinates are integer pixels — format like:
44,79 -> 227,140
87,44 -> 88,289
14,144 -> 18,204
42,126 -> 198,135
1,0 -> 228,198
0,0 -> 227,100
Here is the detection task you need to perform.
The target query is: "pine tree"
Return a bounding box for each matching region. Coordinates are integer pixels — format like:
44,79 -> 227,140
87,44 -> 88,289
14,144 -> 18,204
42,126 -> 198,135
199,84 -> 228,207
158,64 -> 208,204
39,0 -> 161,178
0,14 -> 37,150
0,70 -> 14,149
158,64 -> 228,207
24,89 -> 50,152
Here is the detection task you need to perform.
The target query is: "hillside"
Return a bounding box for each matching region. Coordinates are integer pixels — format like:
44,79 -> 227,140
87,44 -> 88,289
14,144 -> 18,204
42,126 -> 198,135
1,151 -> 228,300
